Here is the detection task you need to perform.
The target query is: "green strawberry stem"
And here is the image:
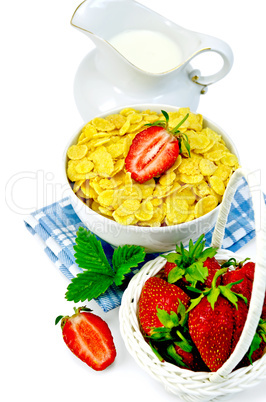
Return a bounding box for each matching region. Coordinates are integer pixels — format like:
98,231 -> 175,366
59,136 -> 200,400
165,234 -> 217,287
221,257 -> 250,268
145,110 -> 191,157
172,113 -> 189,133
55,306 -> 93,328
186,268 -> 248,312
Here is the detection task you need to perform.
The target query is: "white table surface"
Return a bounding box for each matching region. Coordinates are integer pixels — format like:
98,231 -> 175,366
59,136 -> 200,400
2,1 -> 266,401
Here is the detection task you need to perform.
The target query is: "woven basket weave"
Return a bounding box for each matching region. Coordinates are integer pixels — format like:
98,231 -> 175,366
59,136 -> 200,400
119,168 -> 266,401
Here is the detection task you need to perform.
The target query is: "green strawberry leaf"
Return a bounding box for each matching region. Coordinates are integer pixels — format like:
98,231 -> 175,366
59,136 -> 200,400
172,113 -> 189,133
148,341 -> 164,362
166,344 -> 188,367
112,244 -> 146,286
174,340 -> 193,353
186,286 -> 203,294
177,301 -> 188,326
65,269 -> 114,302
168,267 -> 185,283
185,261 -> 208,285
55,315 -> 64,325
65,228 -> 146,303
258,319 -> 266,342
197,247 -> 218,262
248,332 -> 262,364
190,234 -> 205,259
164,253 -> 179,263
182,133 -> 191,157
73,227 -> 112,272
161,110 -> 169,125
186,293 -> 204,312
218,286 -> 239,309
156,307 -> 179,329
207,287 -> 221,310
149,327 -> 172,341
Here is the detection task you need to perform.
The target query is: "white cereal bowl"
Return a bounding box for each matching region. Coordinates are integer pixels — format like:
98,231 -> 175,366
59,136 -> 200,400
63,104 -> 239,253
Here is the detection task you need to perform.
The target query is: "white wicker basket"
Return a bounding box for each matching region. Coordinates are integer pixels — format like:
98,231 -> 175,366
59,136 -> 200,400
119,168 -> 266,401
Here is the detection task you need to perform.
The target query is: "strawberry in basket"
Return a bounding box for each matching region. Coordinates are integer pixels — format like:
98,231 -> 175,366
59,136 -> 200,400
221,258 -> 266,319
187,268 -> 249,371
220,257 -> 266,368
138,276 -> 209,371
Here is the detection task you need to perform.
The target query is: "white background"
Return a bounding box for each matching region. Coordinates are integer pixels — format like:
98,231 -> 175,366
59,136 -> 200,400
1,1 -> 266,401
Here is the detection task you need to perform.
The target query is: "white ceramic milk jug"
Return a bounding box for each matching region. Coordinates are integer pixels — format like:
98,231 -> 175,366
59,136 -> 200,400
71,0 -> 233,121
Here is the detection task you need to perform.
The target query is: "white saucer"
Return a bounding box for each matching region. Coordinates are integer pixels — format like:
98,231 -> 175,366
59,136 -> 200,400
73,49 -> 204,122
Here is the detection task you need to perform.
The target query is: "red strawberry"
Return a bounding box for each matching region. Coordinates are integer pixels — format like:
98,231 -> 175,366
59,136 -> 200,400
174,344 -> 210,372
230,299 -> 248,352
187,267 -> 248,371
200,257 -> 222,289
222,260 -> 255,303
222,259 -> 266,319
125,111 -> 190,183
188,296 -> 234,371
56,307 -> 116,371
138,277 -> 207,370
138,276 -> 190,336
164,261 -> 177,277
236,319 -> 266,369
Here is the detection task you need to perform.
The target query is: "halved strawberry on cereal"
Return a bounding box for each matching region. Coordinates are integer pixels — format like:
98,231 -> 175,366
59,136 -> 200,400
125,111 -> 190,183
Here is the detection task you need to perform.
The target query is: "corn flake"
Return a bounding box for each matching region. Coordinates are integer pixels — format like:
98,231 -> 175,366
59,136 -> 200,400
209,176 -> 225,196
67,144 -> 88,160
195,195 -> 218,218
199,159 -> 217,176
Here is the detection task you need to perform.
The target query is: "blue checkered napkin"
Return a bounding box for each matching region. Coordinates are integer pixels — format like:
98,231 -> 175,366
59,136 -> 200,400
24,177 -> 263,312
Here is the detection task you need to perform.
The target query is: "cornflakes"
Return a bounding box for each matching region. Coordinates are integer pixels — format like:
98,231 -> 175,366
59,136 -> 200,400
66,108 -> 240,226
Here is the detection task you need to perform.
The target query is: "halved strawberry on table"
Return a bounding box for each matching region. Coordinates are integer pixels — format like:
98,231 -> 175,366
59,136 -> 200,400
125,111 -> 190,183
56,307 -> 116,371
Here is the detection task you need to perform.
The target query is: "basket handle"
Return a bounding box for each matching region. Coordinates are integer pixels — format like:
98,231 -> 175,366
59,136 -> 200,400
209,168 -> 266,382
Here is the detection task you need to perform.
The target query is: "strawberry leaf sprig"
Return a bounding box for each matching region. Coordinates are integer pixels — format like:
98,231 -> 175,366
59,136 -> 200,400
145,110 -> 191,157
65,227 -> 146,303
164,234 -> 218,287
147,302 -> 194,368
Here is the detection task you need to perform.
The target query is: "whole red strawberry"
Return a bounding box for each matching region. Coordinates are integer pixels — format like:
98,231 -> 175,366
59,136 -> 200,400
138,276 -> 190,336
125,111 -> 190,183
222,259 -> 266,319
187,268 -> 248,371
56,307 -> 116,371
230,299 -> 249,353
222,260 -> 255,303
138,277 -> 208,371
189,296 -> 234,371
201,257 -> 222,288
236,319 -> 266,369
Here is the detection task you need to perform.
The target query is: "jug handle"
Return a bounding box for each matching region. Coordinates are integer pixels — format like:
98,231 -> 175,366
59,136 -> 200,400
188,35 -> 233,94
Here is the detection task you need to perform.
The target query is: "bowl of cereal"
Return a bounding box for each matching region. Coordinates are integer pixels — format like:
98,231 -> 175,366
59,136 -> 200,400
64,104 -> 240,253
